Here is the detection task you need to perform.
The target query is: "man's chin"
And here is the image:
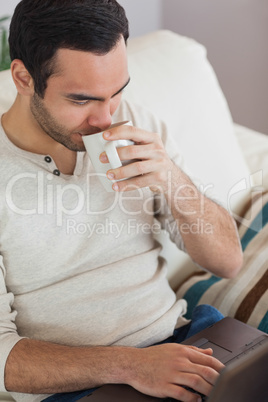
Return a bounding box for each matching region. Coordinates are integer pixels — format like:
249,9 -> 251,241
61,137 -> 86,152
65,142 -> 86,152
67,133 -> 87,152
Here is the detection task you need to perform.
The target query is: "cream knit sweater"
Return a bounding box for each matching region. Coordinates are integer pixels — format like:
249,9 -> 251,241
0,101 -> 190,401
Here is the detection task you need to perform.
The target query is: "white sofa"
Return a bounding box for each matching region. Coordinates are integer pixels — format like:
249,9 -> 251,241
0,30 -> 267,401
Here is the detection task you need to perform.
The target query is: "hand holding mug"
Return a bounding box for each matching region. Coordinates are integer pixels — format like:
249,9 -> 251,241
100,124 -> 177,193
82,121 -> 134,192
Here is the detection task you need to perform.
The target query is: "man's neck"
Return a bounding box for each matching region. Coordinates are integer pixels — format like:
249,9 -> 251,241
1,97 -> 77,175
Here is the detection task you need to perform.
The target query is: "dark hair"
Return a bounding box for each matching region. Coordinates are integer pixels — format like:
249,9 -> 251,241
9,0 -> 129,97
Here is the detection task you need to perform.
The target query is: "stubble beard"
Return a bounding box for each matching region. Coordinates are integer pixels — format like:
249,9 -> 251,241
30,92 -> 86,152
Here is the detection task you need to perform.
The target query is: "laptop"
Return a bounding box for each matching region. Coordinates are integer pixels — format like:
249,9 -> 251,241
78,317 -> 268,401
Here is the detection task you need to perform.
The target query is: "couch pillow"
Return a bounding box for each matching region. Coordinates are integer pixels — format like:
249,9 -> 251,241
124,30 -> 251,213
0,31 -> 251,213
176,191 -> 268,332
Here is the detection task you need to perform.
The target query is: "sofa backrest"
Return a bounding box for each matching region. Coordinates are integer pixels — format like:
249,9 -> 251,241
124,30 -> 251,214
0,30 -> 251,214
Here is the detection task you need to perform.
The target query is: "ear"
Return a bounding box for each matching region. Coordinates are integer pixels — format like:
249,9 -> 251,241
11,59 -> 35,96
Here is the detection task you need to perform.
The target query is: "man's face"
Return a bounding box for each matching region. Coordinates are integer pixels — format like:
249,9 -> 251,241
30,37 -> 130,152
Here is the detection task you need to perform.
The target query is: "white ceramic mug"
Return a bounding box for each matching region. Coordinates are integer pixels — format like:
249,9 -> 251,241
82,121 -> 133,192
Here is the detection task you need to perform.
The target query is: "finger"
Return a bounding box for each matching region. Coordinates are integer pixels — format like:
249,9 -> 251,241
191,363 -> 220,388
108,159 -> 156,181
189,347 -> 213,355
104,126 -> 160,145
173,358 -> 221,391
188,348 -> 225,373
100,142 -> 165,165
117,142 -> 166,163
175,373 -> 213,398
109,171 -> 164,193
99,152 -> 109,163
99,144 -> 147,165
168,383 -> 204,402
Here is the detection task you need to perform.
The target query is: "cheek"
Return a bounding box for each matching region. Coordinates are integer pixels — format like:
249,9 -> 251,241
53,103 -> 89,127
44,93 -> 122,128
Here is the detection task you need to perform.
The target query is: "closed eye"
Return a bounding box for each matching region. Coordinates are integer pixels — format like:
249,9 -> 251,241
64,77 -> 130,105
71,100 -> 91,106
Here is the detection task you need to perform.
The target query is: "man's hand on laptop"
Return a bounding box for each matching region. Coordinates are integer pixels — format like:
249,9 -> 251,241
126,343 -> 224,401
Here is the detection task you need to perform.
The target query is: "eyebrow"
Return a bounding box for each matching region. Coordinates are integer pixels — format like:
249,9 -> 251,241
64,77 -> 131,102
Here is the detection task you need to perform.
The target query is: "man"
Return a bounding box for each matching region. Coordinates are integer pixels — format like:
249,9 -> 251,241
0,1 -> 243,401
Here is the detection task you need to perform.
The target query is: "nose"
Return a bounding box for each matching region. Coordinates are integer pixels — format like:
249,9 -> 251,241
86,101 -> 113,131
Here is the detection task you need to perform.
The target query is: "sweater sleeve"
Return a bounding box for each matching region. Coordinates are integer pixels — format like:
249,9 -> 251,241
0,254 -> 24,392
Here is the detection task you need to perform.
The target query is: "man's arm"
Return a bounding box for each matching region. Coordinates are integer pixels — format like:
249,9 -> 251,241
101,125 -> 243,278
5,338 -> 223,401
162,165 -> 243,278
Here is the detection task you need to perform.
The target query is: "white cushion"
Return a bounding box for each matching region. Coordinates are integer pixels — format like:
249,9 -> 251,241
0,31 -> 254,287
124,30 -> 251,214
0,30 -> 252,215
